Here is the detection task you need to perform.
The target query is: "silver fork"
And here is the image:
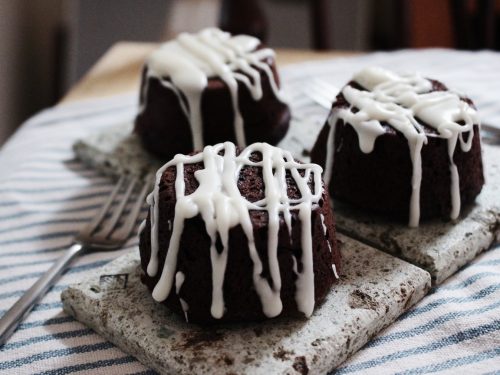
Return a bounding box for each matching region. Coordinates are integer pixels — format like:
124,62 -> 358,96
304,79 -> 500,144
0,173 -> 152,346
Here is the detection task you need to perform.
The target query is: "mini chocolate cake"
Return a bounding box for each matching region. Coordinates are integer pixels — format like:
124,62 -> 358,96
139,142 -> 340,324
134,28 -> 291,160
311,67 -> 484,227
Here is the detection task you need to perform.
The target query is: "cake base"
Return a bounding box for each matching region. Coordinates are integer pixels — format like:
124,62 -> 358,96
334,144 -> 500,284
61,234 -> 430,375
74,124 -> 500,284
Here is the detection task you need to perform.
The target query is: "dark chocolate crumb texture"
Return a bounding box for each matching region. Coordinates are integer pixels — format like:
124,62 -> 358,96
311,67 -> 484,227
139,142 -> 340,324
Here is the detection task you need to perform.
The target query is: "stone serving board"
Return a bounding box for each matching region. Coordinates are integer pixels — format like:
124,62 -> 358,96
74,123 -> 500,284
61,234 -> 431,375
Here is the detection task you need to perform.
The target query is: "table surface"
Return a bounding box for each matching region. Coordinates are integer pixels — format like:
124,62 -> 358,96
61,43 -> 358,104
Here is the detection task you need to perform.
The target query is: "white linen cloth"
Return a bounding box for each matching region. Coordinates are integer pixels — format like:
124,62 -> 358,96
0,49 -> 499,374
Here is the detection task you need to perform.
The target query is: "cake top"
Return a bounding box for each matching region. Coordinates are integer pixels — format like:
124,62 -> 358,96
143,28 -> 285,150
334,67 -> 479,156
325,67 -> 480,227
144,142 -> 325,320
148,28 -> 265,79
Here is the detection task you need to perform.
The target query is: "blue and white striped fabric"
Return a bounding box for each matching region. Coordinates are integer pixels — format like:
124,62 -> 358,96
0,49 -> 499,374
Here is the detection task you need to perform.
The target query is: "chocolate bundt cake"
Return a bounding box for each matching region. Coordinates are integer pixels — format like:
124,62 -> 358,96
311,67 -> 484,227
139,142 -> 340,324
134,28 -> 291,160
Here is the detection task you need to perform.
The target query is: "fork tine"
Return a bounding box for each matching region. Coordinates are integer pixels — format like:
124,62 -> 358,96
98,176 -> 138,238
110,174 -> 153,241
79,175 -> 127,238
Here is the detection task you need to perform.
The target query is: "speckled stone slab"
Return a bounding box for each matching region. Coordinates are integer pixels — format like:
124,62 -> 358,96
73,122 -> 163,177
334,144 -> 500,284
61,235 -> 430,375
72,118 -> 313,177
74,124 -> 500,284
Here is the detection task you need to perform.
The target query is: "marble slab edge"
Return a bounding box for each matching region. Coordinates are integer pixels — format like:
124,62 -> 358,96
61,234 -> 431,375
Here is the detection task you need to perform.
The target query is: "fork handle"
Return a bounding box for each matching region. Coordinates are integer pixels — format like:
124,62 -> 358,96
0,243 -> 84,346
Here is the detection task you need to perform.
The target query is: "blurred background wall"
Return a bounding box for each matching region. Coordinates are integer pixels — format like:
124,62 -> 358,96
0,0 -> 498,147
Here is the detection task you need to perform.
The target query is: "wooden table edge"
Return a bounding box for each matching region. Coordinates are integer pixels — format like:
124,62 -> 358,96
61,42 -> 360,104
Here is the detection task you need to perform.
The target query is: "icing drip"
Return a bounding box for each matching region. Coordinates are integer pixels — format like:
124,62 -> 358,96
142,28 -> 286,150
146,142 -> 324,319
327,241 -> 332,253
175,271 -> 189,322
320,214 -> 327,235
138,219 -> 146,236
324,67 -> 479,227
332,264 -> 339,279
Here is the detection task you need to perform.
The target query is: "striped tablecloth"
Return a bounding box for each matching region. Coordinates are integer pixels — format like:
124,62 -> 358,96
1,49 -> 499,374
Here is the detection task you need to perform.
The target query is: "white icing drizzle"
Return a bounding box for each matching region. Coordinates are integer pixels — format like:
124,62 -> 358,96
327,241 -> 332,253
142,28 -> 286,150
324,67 -> 479,227
138,219 -> 146,236
175,271 -> 189,322
319,213 -> 333,253
146,142 -> 325,319
319,213 -> 327,235
332,264 -> 339,279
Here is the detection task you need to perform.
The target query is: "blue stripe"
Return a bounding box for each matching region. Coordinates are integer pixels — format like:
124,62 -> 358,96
0,238 -> 139,257
475,259 -> 500,267
0,259 -> 108,286
2,328 -> 94,351
0,190 -> 110,208
0,181 -> 111,194
0,220 -> 141,253
395,347 -> 500,375
0,196 -> 147,224
0,218 -> 90,236
0,206 -> 146,234
0,230 -> 77,247
0,204 -> 103,223
35,355 -> 139,375
0,212 -> 145,246
367,300 -> 500,348
0,285 -> 67,300
0,301 -> 63,317
13,164 -> 89,174
398,284 -> 500,321
1,149 -> 73,160
0,258 -> 55,271
1,244 -> 69,257
0,342 -> 116,370
439,271 -> 499,290
5,174 -> 103,183
18,316 -> 75,331
335,320 -> 500,374
0,158 -> 80,169
481,371 -> 500,375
